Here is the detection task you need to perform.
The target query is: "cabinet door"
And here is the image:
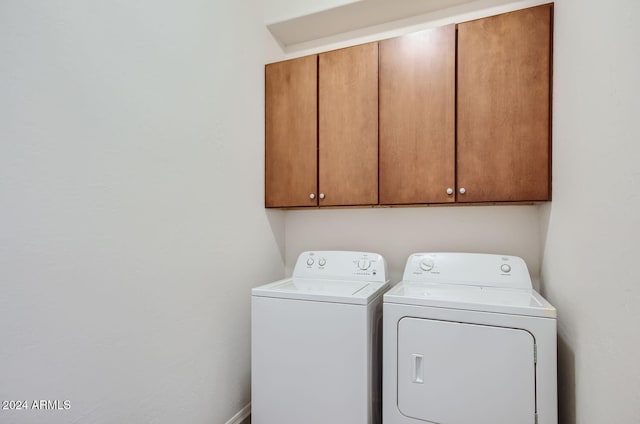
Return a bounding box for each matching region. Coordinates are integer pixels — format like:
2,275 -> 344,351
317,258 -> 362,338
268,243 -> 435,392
319,43 -> 378,206
457,4 -> 552,202
379,25 -> 456,205
265,55 -> 318,208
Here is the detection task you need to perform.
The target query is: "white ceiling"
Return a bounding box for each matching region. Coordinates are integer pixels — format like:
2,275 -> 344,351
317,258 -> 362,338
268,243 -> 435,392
266,0 -> 479,47
264,0 -> 361,24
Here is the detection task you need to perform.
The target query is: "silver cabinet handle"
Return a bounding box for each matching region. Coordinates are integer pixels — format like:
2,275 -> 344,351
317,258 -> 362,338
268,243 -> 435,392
459,188 -> 466,194
446,188 -> 453,195
309,193 -> 316,199
319,193 -> 325,199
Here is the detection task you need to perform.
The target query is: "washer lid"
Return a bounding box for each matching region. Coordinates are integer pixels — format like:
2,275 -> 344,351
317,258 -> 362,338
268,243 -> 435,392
253,278 -> 389,305
384,281 -> 556,318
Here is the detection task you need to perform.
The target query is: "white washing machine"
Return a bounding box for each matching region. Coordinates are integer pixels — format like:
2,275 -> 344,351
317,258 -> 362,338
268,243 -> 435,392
383,252 -> 557,424
252,251 -> 389,424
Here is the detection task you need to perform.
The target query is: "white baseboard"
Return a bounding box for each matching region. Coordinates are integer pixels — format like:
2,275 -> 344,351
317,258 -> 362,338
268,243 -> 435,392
225,402 -> 251,424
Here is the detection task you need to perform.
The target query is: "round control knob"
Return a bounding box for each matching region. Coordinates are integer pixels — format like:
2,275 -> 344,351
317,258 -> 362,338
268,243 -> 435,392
319,193 -> 325,200
446,188 -> 454,195
309,193 -> 316,199
459,187 -> 466,195
420,260 -> 434,271
358,259 -> 371,270
501,264 -> 511,273
319,258 -> 326,266
306,258 -> 314,266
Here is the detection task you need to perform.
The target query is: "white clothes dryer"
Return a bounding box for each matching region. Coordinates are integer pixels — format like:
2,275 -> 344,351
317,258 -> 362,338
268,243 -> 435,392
383,252 -> 557,424
252,251 -> 389,424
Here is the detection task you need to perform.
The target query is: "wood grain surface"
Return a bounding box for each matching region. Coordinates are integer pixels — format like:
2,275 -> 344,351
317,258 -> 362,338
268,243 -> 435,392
319,43 -> 379,206
379,25 -> 456,205
265,55 -> 318,207
457,4 -> 552,202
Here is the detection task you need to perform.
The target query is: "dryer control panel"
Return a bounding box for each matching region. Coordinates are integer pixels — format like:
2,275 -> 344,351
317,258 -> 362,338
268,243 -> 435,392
402,252 -> 532,290
293,251 -> 388,282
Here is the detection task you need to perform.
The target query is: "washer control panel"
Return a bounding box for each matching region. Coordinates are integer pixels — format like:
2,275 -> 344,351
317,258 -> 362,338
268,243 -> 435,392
403,252 -> 532,290
293,251 -> 387,282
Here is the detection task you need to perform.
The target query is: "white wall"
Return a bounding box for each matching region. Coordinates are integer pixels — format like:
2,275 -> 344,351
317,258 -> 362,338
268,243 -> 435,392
540,0 -> 640,423
286,207 -> 543,282
0,1 -> 284,423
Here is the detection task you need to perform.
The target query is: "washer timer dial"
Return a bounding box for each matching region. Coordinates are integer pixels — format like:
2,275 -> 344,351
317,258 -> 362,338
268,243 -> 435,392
358,259 -> 371,270
419,259 -> 434,271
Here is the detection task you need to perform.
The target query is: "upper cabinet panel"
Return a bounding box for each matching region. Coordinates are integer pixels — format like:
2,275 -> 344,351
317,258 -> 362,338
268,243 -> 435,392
265,55 -> 318,208
457,4 -> 552,202
264,4 -> 553,208
379,25 -> 456,205
319,43 -> 379,206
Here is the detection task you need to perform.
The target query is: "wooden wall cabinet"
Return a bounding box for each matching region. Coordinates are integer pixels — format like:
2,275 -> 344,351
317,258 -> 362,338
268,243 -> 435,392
457,4 -> 552,202
265,43 -> 379,208
265,4 -> 552,208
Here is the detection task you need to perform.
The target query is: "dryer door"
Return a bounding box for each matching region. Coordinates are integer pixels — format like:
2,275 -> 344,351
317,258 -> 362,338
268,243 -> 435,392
397,318 -> 536,424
